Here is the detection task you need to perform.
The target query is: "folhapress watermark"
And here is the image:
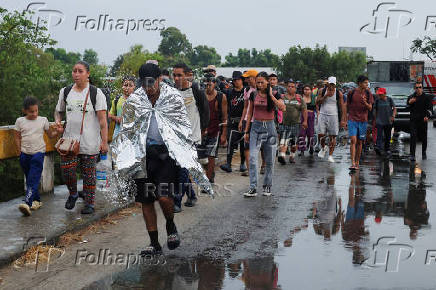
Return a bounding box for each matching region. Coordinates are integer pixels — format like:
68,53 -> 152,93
24,2 -> 166,34
361,2 -> 436,38
75,249 -> 166,269
74,15 -> 166,35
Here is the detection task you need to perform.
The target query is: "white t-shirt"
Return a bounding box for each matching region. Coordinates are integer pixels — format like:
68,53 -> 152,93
180,88 -> 201,143
14,116 -> 49,154
56,84 -> 107,155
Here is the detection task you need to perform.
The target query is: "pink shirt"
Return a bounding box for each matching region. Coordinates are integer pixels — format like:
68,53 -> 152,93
250,92 -> 277,121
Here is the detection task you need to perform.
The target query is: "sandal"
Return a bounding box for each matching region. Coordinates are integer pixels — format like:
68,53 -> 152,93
167,233 -> 181,250
140,245 -> 163,257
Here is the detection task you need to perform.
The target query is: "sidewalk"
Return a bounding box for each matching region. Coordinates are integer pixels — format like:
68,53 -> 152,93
0,149 -> 231,267
0,180 -> 133,267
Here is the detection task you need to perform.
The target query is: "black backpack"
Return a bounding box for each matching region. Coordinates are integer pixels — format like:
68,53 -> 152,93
374,97 -> 394,115
63,84 -> 111,113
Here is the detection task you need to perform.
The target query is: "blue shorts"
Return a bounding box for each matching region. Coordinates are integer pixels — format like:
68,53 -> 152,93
348,121 -> 367,140
346,202 -> 364,221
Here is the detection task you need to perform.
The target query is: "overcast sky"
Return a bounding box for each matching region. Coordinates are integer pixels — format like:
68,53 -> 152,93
3,0 -> 436,65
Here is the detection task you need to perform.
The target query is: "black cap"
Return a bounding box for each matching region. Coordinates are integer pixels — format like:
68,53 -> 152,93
232,71 -> 243,80
139,63 -> 161,80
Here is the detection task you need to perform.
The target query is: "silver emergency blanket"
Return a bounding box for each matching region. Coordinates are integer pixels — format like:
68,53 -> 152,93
111,83 -> 213,197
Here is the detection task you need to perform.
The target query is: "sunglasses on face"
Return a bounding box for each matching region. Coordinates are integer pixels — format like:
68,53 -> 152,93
415,86 -> 423,89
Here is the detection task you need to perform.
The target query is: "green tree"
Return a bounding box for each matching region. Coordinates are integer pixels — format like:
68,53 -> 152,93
119,44 -> 164,76
330,51 -> 366,83
223,48 -> 279,67
0,7 -> 60,125
276,45 -> 365,84
110,54 -> 124,76
45,47 -> 81,65
188,45 -> 221,68
83,48 -> 99,65
158,27 -> 192,56
411,36 -> 436,60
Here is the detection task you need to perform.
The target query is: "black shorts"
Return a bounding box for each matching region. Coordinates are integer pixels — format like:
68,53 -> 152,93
134,145 -> 179,204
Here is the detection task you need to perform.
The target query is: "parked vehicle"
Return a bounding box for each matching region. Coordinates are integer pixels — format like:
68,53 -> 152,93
422,62 -> 436,127
368,61 -> 424,133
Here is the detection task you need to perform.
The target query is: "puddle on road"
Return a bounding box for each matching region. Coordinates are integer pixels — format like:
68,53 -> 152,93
86,144 -> 436,290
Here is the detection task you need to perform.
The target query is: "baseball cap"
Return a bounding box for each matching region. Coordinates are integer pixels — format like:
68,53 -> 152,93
232,71 -> 243,80
242,69 -> 258,78
328,76 -> 337,85
146,59 -> 159,65
269,73 -> 278,78
376,87 -> 387,95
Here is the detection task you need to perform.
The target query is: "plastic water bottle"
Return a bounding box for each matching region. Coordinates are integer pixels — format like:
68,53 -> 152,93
96,154 -> 110,192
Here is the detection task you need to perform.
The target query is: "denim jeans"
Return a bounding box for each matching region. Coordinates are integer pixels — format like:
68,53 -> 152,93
249,120 -> 277,189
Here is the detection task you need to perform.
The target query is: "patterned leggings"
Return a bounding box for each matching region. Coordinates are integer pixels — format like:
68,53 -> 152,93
61,154 -> 98,206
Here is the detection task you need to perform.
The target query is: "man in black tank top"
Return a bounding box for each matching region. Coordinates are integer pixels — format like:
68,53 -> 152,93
220,71 -> 247,173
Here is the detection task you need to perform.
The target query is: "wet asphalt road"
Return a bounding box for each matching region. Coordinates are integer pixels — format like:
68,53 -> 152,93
1,127 -> 435,290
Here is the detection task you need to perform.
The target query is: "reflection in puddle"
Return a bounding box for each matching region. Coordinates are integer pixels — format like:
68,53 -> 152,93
85,255 -> 280,290
86,157 -> 434,289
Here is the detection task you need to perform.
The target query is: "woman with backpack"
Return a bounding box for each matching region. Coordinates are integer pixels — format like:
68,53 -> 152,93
243,72 -> 286,197
54,60 -> 108,214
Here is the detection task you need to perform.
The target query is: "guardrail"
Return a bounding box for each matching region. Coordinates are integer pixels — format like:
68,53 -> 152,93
0,121 -> 115,196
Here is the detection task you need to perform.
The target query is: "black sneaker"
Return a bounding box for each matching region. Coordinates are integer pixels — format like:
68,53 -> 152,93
410,155 -> 416,162
184,198 -> 197,207
81,205 -> 95,214
240,164 -> 247,172
243,188 -> 257,197
278,156 -> 286,165
140,244 -> 163,257
262,186 -> 272,196
220,164 -> 232,173
65,195 -> 78,210
422,152 -> 427,160
167,232 -> 181,250
309,147 -> 314,155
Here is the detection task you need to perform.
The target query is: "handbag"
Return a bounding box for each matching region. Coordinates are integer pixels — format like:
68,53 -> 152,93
55,88 -> 90,156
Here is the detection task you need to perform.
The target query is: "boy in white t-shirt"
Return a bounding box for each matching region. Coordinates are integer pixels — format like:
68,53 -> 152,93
14,97 -> 57,216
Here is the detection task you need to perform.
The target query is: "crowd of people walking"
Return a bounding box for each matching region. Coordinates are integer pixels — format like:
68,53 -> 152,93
13,59 -> 433,257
